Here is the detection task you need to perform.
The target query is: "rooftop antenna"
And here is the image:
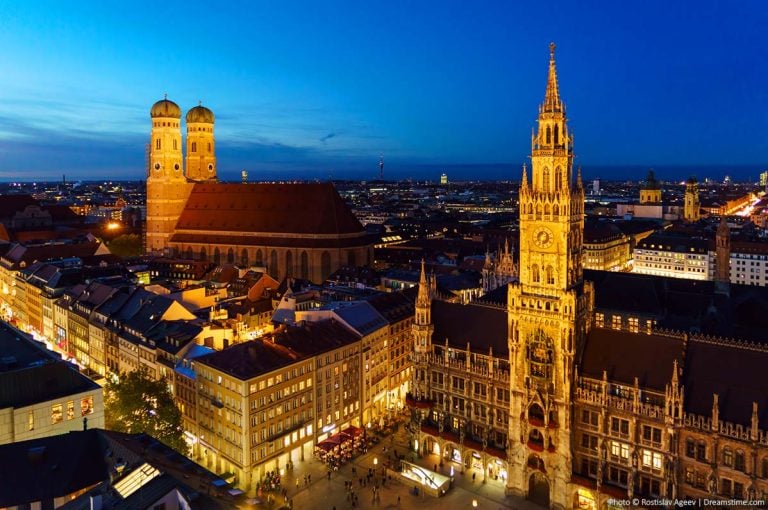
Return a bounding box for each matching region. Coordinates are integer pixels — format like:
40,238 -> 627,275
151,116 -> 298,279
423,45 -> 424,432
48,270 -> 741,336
379,155 -> 384,180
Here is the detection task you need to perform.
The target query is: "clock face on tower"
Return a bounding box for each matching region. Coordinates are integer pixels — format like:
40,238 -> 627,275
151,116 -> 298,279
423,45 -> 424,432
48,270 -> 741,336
533,227 -> 553,248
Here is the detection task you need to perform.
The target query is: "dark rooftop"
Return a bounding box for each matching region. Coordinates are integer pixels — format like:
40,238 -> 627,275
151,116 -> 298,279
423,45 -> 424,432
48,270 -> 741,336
579,328 -> 684,391
683,337 -> 768,428
0,322 -> 100,408
431,300 -> 508,356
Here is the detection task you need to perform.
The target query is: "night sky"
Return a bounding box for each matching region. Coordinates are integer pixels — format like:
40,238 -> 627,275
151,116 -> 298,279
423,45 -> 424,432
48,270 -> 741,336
0,1 -> 765,182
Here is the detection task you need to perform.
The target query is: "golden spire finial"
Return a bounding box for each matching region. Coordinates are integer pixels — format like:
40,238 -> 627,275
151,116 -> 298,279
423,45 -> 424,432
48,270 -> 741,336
543,42 -> 562,113
164,93 -> 168,100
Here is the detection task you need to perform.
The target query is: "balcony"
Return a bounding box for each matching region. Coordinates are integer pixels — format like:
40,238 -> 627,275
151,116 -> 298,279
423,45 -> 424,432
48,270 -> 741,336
405,393 -> 434,409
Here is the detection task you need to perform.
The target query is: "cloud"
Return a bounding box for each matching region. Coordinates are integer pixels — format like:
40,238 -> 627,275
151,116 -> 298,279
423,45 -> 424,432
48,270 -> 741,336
0,94 -> 396,181
319,132 -> 337,143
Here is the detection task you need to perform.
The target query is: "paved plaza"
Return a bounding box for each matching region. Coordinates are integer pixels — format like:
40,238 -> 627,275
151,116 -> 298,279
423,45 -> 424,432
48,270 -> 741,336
251,418 -> 543,510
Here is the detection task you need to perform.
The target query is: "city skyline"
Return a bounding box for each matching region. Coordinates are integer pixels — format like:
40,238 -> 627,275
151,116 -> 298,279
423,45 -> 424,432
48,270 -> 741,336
0,1 -> 765,181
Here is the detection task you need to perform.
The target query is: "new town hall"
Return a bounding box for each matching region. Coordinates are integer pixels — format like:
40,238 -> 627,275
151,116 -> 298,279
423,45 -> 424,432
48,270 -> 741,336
407,44 -> 768,508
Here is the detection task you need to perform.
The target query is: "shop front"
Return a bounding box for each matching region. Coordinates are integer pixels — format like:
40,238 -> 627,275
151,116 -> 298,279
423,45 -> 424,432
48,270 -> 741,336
573,488 -> 598,510
394,461 -> 452,497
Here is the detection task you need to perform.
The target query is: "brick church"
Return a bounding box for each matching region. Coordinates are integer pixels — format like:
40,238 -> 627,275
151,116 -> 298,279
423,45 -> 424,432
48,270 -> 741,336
145,100 -> 373,282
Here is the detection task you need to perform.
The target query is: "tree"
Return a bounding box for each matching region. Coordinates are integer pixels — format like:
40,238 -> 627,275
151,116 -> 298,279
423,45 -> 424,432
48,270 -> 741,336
105,367 -> 187,454
106,233 -> 143,258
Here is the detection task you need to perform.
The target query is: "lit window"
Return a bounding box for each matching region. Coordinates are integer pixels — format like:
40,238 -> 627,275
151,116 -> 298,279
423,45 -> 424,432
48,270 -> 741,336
81,396 -> 94,416
67,400 -> 75,420
51,404 -> 63,424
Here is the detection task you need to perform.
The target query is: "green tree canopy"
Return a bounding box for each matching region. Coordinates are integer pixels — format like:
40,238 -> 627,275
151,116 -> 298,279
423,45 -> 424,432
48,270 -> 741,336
105,368 -> 187,454
106,233 -> 143,258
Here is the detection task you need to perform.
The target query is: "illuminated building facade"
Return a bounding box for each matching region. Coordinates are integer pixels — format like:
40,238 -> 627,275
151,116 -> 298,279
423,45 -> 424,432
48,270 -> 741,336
407,44 -> 768,509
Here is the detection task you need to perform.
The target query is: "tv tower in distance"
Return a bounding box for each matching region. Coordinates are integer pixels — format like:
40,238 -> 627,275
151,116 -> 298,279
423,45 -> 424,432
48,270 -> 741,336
379,155 -> 384,180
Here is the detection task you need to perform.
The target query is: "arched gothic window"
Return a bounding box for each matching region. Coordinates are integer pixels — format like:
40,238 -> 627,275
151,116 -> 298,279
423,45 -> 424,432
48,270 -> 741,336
531,264 -> 540,283
227,248 -> 234,264
301,251 -> 309,279
546,266 -> 555,285
554,124 -> 559,146
555,167 -> 562,190
545,126 -> 551,145
285,251 -> 294,278
321,251 -> 331,278
528,404 -> 545,423
543,168 -> 550,191
241,249 -> 249,267
270,250 -> 278,276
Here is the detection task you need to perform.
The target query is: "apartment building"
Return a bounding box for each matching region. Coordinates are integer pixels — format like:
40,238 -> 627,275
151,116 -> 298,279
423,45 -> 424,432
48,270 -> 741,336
0,322 -> 103,445
633,234 -> 712,281
177,319 -> 360,489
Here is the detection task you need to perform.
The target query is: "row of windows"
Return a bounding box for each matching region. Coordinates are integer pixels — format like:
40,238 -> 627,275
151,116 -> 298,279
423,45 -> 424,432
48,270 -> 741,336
47,396 -> 94,427
684,438 -> 768,475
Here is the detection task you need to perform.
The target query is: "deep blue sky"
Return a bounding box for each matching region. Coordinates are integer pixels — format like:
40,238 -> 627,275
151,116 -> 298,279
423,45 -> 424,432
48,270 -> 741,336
0,1 -> 765,182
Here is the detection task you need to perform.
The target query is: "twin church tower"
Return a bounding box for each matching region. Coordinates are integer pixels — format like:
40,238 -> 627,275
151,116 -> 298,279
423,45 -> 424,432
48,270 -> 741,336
146,99 -> 218,254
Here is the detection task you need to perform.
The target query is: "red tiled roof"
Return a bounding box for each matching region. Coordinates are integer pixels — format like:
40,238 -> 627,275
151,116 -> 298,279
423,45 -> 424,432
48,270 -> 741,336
169,232 -> 372,248
174,183 -> 365,235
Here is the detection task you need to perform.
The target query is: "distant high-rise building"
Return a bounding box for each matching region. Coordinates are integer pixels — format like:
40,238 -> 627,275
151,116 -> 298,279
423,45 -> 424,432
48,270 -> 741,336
379,155 -> 384,180
760,170 -> 768,188
241,169 -> 248,183
592,178 -> 600,195
440,173 -> 448,185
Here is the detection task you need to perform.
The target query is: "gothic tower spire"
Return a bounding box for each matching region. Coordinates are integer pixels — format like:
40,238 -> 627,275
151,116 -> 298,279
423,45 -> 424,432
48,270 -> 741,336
505,44 -> 594,504
413,258 -> 434,356
542,42 -> 563,114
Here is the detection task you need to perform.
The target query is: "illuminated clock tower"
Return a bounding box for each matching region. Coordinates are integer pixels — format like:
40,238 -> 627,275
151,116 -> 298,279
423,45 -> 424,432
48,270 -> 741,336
146,96 -> 191,255
507,43 -> 594,508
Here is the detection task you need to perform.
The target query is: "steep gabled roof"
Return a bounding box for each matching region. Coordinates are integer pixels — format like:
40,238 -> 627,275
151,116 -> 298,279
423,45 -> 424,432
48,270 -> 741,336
683,337 -> 768,428
173,182 -> 364,236
580,328 -> 684,391
431,300 -> 507,355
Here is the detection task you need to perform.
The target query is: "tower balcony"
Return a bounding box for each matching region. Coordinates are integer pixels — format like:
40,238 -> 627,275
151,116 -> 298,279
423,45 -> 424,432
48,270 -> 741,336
405,392 -> 434,409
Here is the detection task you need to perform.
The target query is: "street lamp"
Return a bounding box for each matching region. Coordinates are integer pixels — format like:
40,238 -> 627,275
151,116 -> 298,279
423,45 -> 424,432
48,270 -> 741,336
374,457 -> 378,467
472,499 -> 478,508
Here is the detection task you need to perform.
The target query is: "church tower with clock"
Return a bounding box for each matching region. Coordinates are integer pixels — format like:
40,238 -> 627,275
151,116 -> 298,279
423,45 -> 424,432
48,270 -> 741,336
506,43 -> 594,508
146,97 -> 193,255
